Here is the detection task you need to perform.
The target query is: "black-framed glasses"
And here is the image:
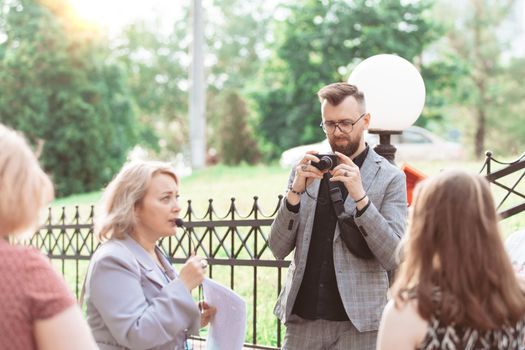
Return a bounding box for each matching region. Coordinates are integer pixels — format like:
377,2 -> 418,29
320,113 -> 366,134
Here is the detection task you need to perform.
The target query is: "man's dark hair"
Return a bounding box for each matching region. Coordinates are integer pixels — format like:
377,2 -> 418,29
317,82 -> 366,108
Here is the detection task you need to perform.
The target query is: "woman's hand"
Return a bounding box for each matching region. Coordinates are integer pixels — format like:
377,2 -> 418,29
198,301 -> 217,327
179,255 -> 206,291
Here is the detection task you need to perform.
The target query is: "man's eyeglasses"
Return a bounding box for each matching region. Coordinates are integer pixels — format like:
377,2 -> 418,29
320,113 -> 366,134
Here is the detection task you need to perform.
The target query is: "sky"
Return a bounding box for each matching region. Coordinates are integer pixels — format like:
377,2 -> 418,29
69,0 -> 187,37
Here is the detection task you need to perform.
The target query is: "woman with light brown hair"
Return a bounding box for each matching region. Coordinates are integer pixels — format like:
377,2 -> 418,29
85,161 -> 215,350
0,123 -> 98,350
377,170 -> 525,349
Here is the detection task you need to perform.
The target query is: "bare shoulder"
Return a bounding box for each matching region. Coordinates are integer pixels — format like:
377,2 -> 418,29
377,299 -> 428,350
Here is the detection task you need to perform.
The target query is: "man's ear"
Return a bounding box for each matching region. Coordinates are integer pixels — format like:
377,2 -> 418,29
363,112 -> 371,129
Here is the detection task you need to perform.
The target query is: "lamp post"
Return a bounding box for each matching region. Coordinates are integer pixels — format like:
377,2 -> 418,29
370,131 -> 401,164
348,54 -> 426,164
189,0 -> 206,169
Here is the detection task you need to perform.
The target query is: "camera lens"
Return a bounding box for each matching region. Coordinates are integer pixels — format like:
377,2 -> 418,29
318,156 -> 333,171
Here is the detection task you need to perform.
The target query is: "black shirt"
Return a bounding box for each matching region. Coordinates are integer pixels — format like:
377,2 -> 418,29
291,146 -> 369,321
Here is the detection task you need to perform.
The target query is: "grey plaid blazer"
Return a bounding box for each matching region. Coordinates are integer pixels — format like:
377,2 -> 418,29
268,148 -> 407,332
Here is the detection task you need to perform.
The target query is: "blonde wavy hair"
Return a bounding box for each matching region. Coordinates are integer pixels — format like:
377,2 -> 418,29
392,170 -> 525,330
95,161 -> 179,242
0,124 -> 54,238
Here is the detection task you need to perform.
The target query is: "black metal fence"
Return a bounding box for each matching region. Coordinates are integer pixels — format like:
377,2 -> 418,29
481,151 -> 525,220
26,196 -> 289,349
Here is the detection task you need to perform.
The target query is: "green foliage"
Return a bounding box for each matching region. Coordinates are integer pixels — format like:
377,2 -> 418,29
115,14 -> 190,157
205,0 -> 274,161
431,0 -> 523,157
418,55 -> 470,131
488,57 -> 525,155
254,0 -> 440,158
0,0 -> 138,195
217,91 -> 260,165
113,1 -> 271,162
2,0 -> 523,193
207,0 -> 272,91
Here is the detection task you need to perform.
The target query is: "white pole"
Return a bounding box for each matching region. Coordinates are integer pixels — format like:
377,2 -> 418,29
189,0 -> 206,169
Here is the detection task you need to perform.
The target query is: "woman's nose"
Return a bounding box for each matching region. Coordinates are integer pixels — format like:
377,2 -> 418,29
172,199 -> 181,212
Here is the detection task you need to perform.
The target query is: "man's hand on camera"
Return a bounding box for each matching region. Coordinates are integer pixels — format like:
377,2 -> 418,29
330,151 -> 367,208
287,151 -> 323,205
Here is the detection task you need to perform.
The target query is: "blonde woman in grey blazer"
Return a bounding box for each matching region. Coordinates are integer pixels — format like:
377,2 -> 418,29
269,83 -> 407,350
85,161 -> 216,350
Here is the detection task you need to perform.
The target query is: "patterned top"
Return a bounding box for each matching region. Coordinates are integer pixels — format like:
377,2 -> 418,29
0,240 -> 76,350
417,316 -> 525,350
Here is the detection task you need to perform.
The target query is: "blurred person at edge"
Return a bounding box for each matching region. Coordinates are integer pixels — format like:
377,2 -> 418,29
268,83 -> 408,350
377,170 -> 525,350
0,123 -> 98,350
84,161 -> 216,350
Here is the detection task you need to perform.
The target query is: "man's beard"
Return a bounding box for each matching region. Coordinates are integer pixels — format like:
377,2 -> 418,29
328,136 -> 360,158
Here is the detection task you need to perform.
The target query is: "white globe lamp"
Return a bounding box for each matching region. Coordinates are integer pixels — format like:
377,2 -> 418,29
348,54 -> 425,163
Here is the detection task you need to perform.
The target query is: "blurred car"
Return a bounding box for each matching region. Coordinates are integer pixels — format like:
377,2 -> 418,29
279,126 -> 465,168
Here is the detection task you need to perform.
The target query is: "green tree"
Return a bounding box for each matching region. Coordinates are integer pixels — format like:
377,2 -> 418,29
0,0 -> 138,195
217,90 -> 260,165
114,14 -> 190,158
488,56 -> 525,155
418,56 -> 469,134
205,0 -> 275,164
253,0 -> 441,158
109,1 -> 274,165
434,0 -> 520,157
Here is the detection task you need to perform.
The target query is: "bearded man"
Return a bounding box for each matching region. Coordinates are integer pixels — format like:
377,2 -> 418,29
268,82 -> 408,350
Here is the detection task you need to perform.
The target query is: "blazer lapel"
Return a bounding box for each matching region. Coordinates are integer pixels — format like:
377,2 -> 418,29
357,148 -> 382,196
121,236 -> 167,288
155,246 -> 178,280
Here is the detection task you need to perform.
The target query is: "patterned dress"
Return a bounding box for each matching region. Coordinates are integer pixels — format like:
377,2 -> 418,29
417,314 -> 525,350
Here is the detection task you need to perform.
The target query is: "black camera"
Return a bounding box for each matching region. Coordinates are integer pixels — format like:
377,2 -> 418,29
311,154 -> 338,171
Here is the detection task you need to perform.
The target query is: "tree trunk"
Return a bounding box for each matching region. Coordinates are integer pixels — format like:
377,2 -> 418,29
474,106 -> 486,158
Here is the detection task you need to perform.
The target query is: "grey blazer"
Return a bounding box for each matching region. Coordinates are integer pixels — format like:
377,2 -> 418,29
268,148 -> 407,332
85,235 -> 200,350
